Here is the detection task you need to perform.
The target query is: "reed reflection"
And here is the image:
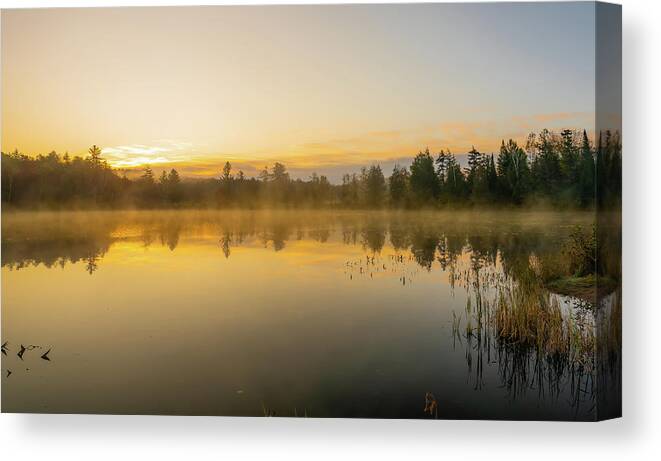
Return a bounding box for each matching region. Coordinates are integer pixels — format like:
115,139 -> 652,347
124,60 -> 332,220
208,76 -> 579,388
1,210 -> 620,419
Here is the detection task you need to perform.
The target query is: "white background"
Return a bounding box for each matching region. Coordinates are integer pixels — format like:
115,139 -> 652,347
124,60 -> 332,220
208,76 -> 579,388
0,0 -> 658,459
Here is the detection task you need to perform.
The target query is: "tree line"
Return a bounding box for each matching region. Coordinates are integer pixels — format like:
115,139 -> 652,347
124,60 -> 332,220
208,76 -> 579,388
1,129 -> 621,209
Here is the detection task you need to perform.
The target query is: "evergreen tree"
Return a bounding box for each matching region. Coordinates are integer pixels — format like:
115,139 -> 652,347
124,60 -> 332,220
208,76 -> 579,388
259,166 -> 270,182
263,162 -> 290,205
469,152 -> 490,203
595,132 -> 607,207
340,173 -> 360,208
410,149 -> 439,205
487,154 -> 498,201
497,139 -> 530,204
443,152 -> 467,201
609,131 -> 622,207
578,130 -> 595,207
141,166 -> 154,183
88,145 -> 103,165
388,164 -> 410,207
222,162 -> 232,181
0,128 -> 619,210
532,129 -> 561,198
435,149 -> 449,193
466,146 -> 482,193
166,169 -> 182,203
364,165 -> 386,207
559,129 -> 580,201
136,166 -> 157,205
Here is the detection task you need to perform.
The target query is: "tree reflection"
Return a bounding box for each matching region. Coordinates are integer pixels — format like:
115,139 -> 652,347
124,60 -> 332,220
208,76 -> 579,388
1,210 -> 619,419
220,232 -> 231,259
361,224 -> 386,254
0,211 -> 590,277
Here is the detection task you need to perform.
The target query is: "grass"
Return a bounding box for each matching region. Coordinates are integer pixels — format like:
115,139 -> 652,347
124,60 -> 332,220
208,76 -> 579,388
533,224 -> 619,302
454,259 -> 598,375
493,275 -> 594,365
546,274 -> 618,302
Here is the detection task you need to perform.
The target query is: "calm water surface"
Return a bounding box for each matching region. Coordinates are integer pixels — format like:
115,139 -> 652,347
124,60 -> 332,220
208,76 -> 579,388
1,210 -> 601,419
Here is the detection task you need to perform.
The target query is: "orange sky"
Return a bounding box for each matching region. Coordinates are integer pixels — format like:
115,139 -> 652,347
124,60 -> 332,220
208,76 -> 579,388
1,4 -> 597,181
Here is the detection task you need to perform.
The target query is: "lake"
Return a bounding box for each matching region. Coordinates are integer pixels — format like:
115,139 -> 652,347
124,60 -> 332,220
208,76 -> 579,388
1,210 -> 618,419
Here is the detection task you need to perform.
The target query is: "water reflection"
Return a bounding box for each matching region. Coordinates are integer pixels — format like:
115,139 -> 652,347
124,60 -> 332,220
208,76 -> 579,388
2,210 -> 579,275
1,210 -> 620,419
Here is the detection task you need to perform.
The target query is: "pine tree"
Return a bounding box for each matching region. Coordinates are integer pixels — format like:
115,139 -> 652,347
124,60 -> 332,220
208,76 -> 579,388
533,129 -> 561,198
560,129 -> 580,201
410,149 -> 439,205
166,169 -> 182,203
141,166 -> 154,184
222,162 -> 232,181
466,146 -> 482,194
578,130 -> 595,207
389,164 -> 409,207
364,165 -> 386,207
608,131 -> 622,207
595,132 -> 606,207
498,139 -> 530,204
487,154 -> 498,201
435,149 -> 448,191
88,145 -> 102,165
444,152 -> 466,201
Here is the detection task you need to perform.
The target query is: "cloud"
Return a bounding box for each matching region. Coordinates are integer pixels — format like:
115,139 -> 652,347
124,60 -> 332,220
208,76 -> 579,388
102,140 -> 195,169
102,111 -> 595,181
102,145 -> 169,156
110,156 -> 172,168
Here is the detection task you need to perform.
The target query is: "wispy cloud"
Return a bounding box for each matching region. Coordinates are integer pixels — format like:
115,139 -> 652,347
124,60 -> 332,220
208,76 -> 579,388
101,112 -> 594,181
102,140 -> 195,169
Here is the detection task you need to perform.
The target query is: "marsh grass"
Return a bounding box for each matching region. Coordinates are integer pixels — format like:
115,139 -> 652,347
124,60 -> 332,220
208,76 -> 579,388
494,275 -> 594,364
451,263 -> 601,415
442,220 -> 620,416
455,259 -> 597,377
535,223 -> 620,302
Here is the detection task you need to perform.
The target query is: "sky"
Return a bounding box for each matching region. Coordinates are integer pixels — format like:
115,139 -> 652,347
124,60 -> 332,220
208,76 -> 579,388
1,3 -> 596,182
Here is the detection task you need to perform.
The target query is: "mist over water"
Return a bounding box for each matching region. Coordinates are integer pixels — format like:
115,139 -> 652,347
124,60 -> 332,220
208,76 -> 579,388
1,210 -> 615,419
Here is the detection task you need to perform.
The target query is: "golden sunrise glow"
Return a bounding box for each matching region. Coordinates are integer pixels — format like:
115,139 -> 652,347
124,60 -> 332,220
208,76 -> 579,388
1,5 -> 596,180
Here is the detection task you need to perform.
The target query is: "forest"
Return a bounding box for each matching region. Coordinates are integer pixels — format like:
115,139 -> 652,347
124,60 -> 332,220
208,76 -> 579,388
1,128 -> 621,210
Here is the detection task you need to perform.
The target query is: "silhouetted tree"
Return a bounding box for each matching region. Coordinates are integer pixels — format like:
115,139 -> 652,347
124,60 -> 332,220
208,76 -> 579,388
578,130 -> 595,208
1,128 -> 619,210
531,129 -> 561,199
389,164 -> 410,207
88,145 -> 102,165
363,165 -> 386,207
222,162 -> 232,181
441,151 -> 467,202
498,139 -> 530,204
466,146 -> 482,192
340,173 -> 360,208
559,129 -> 580,202
410,149 -> 439,205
